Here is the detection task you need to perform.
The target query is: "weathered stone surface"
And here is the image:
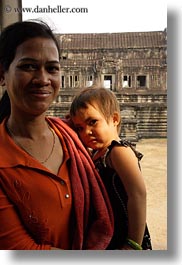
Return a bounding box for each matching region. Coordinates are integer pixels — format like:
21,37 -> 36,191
0,30 -> 167,140
47,91 -> 167,140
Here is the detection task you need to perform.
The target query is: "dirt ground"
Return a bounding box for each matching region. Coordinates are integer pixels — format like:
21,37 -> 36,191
137,138 -> 167,250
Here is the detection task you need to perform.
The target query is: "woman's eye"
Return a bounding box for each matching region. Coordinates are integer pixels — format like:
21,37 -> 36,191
47,65 -> 60,73
17,64 -> 60,73
18,64 -> 37,71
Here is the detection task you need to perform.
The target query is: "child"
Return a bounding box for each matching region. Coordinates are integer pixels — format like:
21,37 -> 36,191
69,87 -> 152,250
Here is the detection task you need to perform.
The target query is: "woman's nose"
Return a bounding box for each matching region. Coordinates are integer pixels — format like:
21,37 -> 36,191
32,69 -> 51,86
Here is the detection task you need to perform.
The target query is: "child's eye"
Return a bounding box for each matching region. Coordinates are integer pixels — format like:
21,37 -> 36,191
89,119 -> 97,126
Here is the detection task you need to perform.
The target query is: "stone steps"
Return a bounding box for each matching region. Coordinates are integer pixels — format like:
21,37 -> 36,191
47,91 -> 167,141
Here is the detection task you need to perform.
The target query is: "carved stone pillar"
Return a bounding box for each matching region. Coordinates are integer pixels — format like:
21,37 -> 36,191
0,0 -> 22,31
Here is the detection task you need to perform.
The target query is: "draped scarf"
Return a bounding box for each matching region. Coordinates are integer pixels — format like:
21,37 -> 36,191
49,117 -> 114,250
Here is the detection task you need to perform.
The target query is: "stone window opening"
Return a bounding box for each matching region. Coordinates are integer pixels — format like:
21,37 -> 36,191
137,75 -> 146,87
88,75 -> 93,81
61,76 -> 65,88
123,75 -> 131,88
104,75 -> 112,90
86,75 -> 93,87
75,75 -> 79,87
70,76 -> 73,87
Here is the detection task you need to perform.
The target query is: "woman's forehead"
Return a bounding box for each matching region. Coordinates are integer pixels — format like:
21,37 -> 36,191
15,37 -> 59,60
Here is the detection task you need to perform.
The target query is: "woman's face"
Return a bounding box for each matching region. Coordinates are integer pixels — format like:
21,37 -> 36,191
4,37 -> 61,117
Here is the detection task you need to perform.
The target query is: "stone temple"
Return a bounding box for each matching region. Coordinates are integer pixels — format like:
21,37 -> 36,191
49,30 -> 167,140
0,25 -> 167,141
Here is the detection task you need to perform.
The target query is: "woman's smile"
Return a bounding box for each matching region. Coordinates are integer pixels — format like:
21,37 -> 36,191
28,89 -> 52,99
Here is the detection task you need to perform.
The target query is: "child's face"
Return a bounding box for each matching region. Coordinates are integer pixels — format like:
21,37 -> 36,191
72,103 -> 120,150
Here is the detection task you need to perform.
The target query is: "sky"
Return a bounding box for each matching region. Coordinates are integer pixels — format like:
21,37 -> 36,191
22,0 -> 168,34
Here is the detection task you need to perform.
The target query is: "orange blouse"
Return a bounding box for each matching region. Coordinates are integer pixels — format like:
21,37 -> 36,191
0,118 -> 72,250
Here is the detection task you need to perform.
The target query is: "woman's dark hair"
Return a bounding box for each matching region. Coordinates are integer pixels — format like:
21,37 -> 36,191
0,91 -> 10,122
0,20 -> 60,122
0,20 -> 60,71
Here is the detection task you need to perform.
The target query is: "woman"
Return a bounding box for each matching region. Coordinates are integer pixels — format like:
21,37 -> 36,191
0,21 -> 113,250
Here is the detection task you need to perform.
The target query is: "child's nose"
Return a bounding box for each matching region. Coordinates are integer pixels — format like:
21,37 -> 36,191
86,127 -> 92,135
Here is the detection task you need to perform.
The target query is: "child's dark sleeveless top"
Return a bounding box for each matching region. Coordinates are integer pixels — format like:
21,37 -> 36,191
94,139 -> 152,250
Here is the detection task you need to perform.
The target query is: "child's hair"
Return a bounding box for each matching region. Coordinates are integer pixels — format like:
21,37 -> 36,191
70,87 -> 121,133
